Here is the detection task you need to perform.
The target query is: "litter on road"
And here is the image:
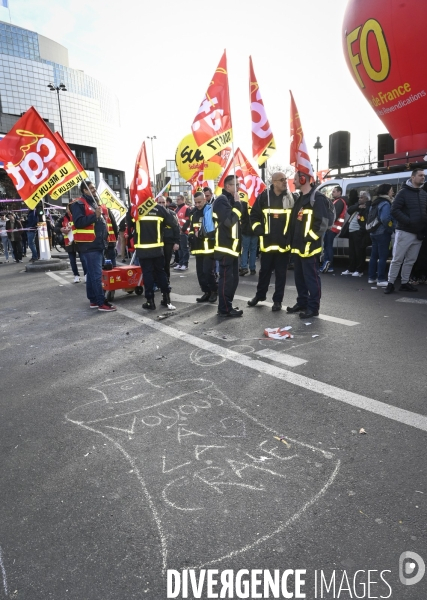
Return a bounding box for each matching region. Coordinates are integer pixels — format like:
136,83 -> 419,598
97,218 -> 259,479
264,327 -> 294,340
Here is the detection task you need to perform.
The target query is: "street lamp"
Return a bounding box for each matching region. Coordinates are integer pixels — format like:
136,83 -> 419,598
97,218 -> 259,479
47,83 -> 67,137
147,135 -> 157,192
313,136 -> 323,183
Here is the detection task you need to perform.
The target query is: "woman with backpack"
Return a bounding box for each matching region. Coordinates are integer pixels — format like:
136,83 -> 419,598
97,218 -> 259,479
367,183 -> 395,286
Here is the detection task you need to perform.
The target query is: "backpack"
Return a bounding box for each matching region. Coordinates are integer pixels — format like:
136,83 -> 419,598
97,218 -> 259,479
201,203 -> 215,240
309,187 -> 336,229
366,200 -> 386,232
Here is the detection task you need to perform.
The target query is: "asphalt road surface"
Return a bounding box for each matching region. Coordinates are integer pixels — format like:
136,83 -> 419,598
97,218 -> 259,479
0,254 -> 426,600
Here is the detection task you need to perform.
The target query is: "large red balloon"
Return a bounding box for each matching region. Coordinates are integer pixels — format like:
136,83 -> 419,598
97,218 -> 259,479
343,0 -> 427,154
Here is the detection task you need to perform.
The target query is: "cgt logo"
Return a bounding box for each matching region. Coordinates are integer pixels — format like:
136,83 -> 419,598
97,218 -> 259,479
399,551 -> 425,586
6,134 -> 57,190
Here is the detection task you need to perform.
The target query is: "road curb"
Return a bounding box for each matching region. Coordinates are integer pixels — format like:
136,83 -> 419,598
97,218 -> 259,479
26,259 -> 68,273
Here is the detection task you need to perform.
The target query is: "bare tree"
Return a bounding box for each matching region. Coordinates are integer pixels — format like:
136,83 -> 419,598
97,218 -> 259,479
265,163 -> 295,186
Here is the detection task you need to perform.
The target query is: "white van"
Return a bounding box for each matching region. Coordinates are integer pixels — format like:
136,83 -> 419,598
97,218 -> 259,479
316,169 -> 425,256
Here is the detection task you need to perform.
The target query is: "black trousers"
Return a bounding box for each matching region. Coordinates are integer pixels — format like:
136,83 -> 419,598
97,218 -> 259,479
141,256 -> 169,299
256,251 -> 289,303
293,254 -> 322,312
195,254 -> 217,293
163,243 -> 174,281
217,254 -> 239,313
348,230 -> 370,273
11,240 -> 23,261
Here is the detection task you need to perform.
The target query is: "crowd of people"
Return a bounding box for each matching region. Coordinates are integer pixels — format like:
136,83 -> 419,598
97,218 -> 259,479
2,169 -> 427,318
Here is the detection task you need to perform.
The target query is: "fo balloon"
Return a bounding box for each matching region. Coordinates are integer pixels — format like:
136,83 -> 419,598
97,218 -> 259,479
343,0 -> 427,154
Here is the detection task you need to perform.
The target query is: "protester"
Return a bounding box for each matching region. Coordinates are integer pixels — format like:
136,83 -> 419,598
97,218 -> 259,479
212,175 -> 243,317
118,218 -> 127,263
134,197 -> 177,310
247,172 -> 294,311
70,181 -> 116,312
0,213 -> 12,262
239,200 -> 257,277
366,184 -> 395,286
188,191 -> 217,303
104,208 -> 118,267
203,187 -> 214,204
320,185 -> 347,273
157,195 -> 180,283
342,190 -> 371,277
174,194 -> 191,271
55,204 -> 87,283
384,168 -> 427,294
287,172 -> 329,318
6,213 -> 23,262
26,208 -> 39,263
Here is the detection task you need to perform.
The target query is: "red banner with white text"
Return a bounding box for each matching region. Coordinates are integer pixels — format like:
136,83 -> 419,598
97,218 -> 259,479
191,51 -> 233,161
130,141 -> 154,221
249,56 -> 276,166
216,148 -> 266,206
0,106 -> 76,209
289,91 -> 314,180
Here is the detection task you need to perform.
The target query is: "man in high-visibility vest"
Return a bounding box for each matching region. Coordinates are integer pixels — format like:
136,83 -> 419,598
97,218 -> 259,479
212,175 -> 243,317
188,191 -> 217,303
287,172 -> 329,319
70,181 -> 116,312
320,185 -> 347,273
248,172 -> 295,311
134,201 -> 178,310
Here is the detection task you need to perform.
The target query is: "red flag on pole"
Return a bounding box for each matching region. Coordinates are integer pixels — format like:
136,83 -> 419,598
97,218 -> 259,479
249,56 -> 276,166
289,91 -> 314,180
191,50 -> 233,161
130,141 -> 154,221
216,148 -> 266,206
187,170 -> 207,196
49,132 -> 89,200
0,106 -> 78,209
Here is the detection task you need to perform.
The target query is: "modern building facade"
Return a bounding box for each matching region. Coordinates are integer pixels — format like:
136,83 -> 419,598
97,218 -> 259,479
157,160 -> 191,199
0,21 -> 126,201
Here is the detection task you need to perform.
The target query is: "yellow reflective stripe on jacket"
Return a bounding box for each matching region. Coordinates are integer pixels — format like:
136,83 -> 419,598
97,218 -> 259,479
232,207 -> 242,218
214,245 -> 239,256
259,238 -> 290,252
302,209 -> 319,241
134,216 -> 164,249
291,244 -> 322,258
252,221 -> 261,231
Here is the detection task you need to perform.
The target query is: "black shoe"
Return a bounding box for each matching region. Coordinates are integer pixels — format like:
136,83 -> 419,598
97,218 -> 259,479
272,302 -> 282,311
299,310 -> 319,318
250,270 -> 256,275
218,308 -> 243,317
208,292 -> 218,303
399,283 -> 418,292
286,303 -> 306,313
142,300 -> 156,310
196,292 -> 211,302
247,296 -> 265,307
239,268 -> 249,276
383,282 -> 395,295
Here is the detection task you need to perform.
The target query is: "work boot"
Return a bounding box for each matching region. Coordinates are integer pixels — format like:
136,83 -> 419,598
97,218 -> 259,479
286,303 -> 305,313
161,292 -> 171,307
247,296 -> 265,307
383,282 -> 395,295
196,291 -> 211,302
399,282 -> 418,292
208,292 -> 218,303
272,302 -> 282,311
142,299 -> 156,310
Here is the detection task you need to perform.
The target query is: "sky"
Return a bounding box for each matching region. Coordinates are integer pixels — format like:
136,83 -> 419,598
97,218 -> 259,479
1,0 -> 388,182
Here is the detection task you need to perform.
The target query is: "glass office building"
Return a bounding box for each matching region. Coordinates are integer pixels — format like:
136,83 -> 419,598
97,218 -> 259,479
0,21 -> 126,200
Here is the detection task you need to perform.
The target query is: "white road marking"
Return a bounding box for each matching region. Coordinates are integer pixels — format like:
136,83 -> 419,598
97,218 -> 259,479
115,305 -> 427,434
396,297 -> 427,305
46,272 -> 72,285
254,348 -> 307,367
234,295 -> 359,326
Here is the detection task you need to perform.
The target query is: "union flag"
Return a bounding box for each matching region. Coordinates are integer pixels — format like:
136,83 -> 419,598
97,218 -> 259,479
130,141 -> 154,220
188,170 -> 207,196
216,147 -> 266,206
191,51 -> 233,161
249,56 -> 276,166
49,132 -> 89,200
289,91 -> 314,180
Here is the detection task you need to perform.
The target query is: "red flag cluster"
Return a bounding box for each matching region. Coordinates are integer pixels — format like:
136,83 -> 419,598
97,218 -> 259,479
289,91 -> 314,180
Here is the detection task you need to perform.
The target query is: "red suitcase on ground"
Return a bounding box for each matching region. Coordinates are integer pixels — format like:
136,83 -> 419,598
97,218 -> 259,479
101,265 -> 143,302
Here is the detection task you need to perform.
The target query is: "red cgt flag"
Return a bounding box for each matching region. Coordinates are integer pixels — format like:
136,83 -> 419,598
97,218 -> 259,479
188,170 -> 207,196
0,106 -> 78,209
49,132 -> 89,200
130,141 -> 154,221
191,50 -> 233,161
217,147 -> 266,207
249,56 -> 276,167
289,91 -> 314,180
